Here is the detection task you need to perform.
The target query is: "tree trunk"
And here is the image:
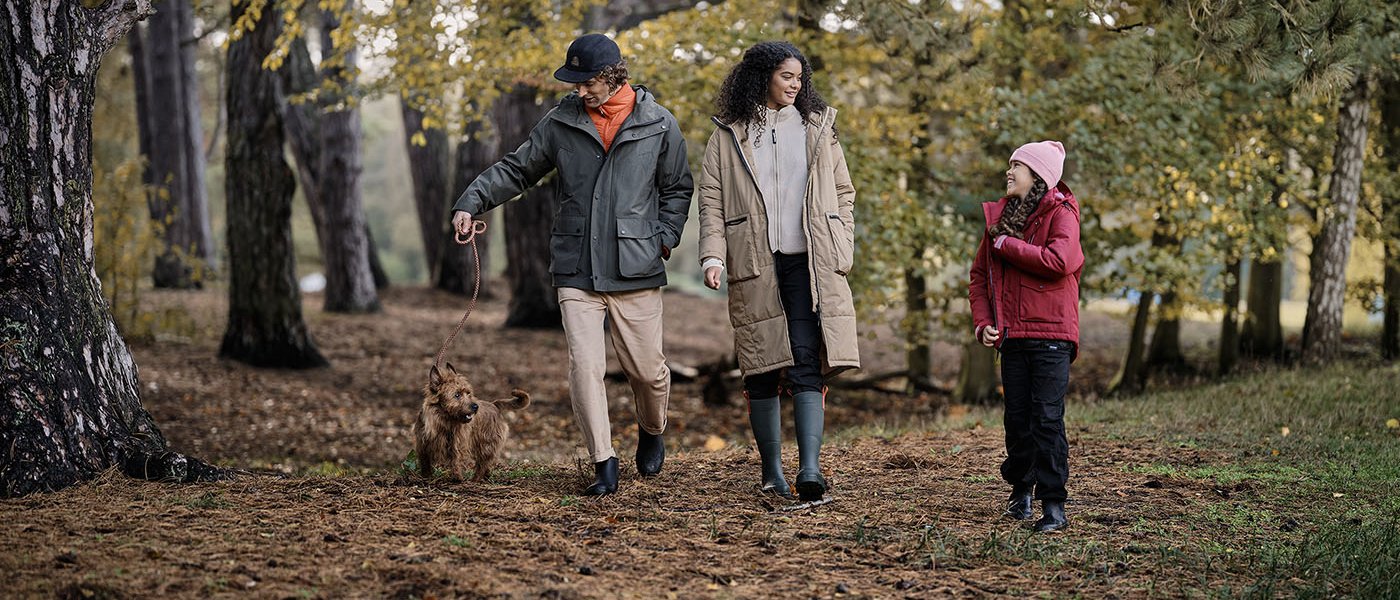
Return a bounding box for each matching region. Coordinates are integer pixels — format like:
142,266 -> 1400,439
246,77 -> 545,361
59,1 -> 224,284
1,0 -> 218,497
1241,258 -> 1284,359
1302,76 -> 1372,364
129,26 -> 154,188
904,269 -> 933,389
1144,291 -> 1187,376
496,86 -> 562,329
446,119 -> 496,298
280,32 -> 387,293
315,4 -> 379,313
1218,257 -> 1242,375
401,102 -> 449,277
174,0 -> 212,274
953,341 -> 999,404
142,0 -> 210,288
219,0 -> 328,368
1381,75 -> 1400,361
1107,291 -> 1154,396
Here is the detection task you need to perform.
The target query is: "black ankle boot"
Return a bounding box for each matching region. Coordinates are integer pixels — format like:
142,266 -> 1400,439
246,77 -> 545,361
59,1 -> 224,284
1034,501 -> 1067,532
637,430 -> 665,477
583,457 -> 618,496
793,391 -> 827,502
1004,488 -> 1033,520
748,396 -> 792,499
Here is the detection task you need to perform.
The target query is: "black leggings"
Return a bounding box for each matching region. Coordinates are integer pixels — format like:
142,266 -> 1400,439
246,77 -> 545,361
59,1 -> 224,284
743,253 -> 823,398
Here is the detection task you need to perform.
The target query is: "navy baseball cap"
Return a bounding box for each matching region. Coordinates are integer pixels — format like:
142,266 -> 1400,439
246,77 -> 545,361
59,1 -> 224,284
554,34 -> 622,83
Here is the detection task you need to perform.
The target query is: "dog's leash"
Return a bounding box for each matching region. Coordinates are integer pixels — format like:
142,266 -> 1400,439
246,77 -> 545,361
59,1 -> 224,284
433,219 -> 489,372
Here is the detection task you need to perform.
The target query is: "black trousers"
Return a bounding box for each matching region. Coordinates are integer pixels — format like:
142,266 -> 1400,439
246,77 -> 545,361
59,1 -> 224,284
999,338 -> 1072,502
744,253 -> 824,398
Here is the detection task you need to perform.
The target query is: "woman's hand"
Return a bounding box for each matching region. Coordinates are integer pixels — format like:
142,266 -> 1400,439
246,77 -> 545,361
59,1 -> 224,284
704,266 -> 723,290
979,326 -> 1000,347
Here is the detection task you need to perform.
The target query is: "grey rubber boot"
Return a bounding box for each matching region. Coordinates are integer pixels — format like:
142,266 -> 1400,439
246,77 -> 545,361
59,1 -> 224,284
748,396 -> 792,498
793,391 -> 827,501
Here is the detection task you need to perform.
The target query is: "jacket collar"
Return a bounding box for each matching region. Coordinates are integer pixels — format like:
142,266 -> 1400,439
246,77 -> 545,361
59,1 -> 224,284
982,182 -> 1079,229
712,106 -> 837,172
554,85 -> 663,130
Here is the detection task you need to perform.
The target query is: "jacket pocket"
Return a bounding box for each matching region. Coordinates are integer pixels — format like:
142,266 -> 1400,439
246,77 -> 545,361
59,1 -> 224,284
724,215 -> 760,282
549,216 -> 586,275
826,212 -> 853,276
616,218 -> 664,278
1018,277 -> 1070,322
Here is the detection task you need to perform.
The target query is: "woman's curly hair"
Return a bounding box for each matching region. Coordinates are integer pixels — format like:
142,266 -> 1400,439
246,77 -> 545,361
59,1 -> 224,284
989,170 -> 1049,239
714,41 -> 827,128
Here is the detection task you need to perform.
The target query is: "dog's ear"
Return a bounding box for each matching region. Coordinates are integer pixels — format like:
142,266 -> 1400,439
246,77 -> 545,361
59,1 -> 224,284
429,365 -> 444,389
445,361 -> 458,375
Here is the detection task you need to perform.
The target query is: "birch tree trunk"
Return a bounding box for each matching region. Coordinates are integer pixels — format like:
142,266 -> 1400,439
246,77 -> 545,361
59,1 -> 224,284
1,0 -> 215,496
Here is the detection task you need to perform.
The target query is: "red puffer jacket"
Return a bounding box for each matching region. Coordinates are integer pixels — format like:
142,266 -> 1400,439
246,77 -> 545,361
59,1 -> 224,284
969,182 -> 1084,358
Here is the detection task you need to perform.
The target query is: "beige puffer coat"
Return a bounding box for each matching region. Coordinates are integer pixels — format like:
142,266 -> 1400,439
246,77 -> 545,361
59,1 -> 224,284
698,107 -> 860,377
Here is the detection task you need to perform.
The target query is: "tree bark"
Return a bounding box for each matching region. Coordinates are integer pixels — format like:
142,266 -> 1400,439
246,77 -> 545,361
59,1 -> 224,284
219,0 -> 328,368
1241,258 -> 1284,358
447,119 -> 496,298
142,0 -> 211,288
1,0 -> 217,497
1107,291 -> 1154,396
1380,75 -> 1400,360
315,4 -> 379,313
1218,257 -> 1242,375
1302,76 -> 1372,364
953,341 -> 999,404
495,86 -> 562,329
280,33 -> 387,293
904,269 -> 932,387
1144,291 -> 1188,376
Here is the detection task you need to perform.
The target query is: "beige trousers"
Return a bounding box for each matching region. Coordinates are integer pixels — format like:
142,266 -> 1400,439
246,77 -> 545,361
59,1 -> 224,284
558,287 -> 670,463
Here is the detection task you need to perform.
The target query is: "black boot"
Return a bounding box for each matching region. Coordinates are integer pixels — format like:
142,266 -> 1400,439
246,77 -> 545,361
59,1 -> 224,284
637,429 -> 665,477
748,396 -> 792,498
793,391 -> 827,502
1004,487 -> 1033,520
583,457 -> 619,496
1034,501 -> 1067,532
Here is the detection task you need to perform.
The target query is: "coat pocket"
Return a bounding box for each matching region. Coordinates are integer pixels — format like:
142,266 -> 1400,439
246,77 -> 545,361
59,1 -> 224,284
826,212 -> 853,276
549,216 -> 586,275
724,215 -> 760,282
616,217 -> 664,278
1018,277 -> 1070,322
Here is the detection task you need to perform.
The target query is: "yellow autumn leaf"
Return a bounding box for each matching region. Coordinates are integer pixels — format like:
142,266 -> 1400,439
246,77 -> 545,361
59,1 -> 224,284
1386,418 -> 1398,429
1280,427 -> 1290,437
703,436 -> 726,452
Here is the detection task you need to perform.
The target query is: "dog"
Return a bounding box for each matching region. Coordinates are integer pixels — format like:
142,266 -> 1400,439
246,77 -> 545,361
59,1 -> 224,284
413,362 -> 530,482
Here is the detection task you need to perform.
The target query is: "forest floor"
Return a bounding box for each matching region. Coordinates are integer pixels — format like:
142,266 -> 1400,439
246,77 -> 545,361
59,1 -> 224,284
3,286 -> 1397,599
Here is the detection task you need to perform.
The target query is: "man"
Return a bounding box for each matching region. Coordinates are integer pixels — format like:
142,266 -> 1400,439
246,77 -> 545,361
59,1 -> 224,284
451,33 -> 692,496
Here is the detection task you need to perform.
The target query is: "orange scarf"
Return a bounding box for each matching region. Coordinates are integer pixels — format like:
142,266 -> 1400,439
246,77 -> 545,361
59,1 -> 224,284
587,84 -> 635,152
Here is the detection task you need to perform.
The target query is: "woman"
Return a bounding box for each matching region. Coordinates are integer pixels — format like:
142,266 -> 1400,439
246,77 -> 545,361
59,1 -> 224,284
968,140 -> 1083,532
697,41 -> 860,502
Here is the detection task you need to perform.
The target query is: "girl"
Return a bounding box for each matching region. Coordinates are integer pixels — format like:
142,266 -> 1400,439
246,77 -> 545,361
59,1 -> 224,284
697,41 -> 860,502
969,140 -> 1083,532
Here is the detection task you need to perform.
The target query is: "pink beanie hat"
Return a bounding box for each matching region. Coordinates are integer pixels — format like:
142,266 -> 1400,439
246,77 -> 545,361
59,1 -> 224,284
1009,140 -> 1066,189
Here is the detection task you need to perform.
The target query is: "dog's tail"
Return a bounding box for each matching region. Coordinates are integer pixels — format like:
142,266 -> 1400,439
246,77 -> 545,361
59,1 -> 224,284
498,388 -> 531,410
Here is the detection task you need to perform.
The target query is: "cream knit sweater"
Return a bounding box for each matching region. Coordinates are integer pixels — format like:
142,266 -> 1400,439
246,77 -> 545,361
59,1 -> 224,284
705,104 -> 809,273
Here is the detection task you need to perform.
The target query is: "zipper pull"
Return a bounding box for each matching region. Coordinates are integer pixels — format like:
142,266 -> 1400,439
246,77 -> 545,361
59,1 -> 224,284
772,128 -> 777,144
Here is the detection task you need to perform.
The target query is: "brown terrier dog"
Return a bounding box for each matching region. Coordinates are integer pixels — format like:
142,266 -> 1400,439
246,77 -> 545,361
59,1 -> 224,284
414,363 -> 530,482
